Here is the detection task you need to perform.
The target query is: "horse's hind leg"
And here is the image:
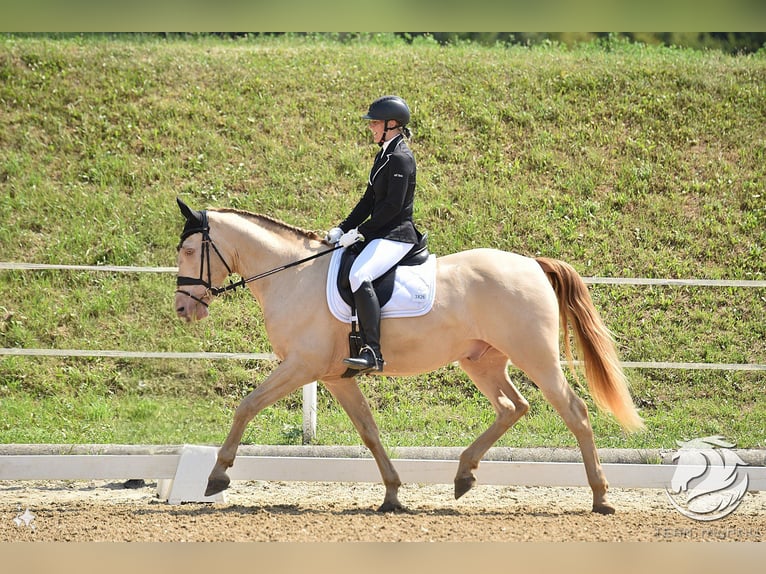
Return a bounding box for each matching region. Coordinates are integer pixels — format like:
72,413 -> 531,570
455,347 -> 530,499
323,377 -> 404,512
521,362 -> 614,514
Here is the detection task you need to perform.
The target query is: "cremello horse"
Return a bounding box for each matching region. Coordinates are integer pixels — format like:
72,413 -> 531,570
173,198 -> 644,514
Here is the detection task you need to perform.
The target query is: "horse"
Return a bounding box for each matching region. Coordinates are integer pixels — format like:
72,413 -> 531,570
173,197 -> 644,514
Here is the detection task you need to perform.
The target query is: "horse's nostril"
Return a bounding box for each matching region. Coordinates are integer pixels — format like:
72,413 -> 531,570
177,306 -> 185,314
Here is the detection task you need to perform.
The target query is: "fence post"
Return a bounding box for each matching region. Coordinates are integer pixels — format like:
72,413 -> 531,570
302,381 -> 317,444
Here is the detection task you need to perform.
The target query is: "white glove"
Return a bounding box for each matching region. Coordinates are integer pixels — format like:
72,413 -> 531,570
339,228 -> 364,248
325,227 -> 343,243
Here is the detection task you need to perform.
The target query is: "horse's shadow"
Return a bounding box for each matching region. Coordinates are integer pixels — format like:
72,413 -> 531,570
137,500 -> 587,519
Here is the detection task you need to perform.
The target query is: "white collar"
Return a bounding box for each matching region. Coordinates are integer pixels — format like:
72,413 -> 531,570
379,134 -> 400,155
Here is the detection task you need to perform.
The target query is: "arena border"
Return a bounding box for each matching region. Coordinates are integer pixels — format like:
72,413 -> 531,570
2,444 -> 764,498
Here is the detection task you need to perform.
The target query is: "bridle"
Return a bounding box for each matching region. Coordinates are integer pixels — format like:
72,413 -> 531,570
175,210 -> 235,308
175,210 -> 346,308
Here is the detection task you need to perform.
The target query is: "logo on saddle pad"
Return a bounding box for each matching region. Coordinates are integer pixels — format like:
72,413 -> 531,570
325,248 -> 437,323
665,436 -> 750,521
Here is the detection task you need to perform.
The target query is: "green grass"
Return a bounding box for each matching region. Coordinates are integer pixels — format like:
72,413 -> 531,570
1,34 -> 764,450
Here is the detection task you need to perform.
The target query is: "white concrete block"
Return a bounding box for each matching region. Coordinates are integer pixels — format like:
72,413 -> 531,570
156,445 -> 227,504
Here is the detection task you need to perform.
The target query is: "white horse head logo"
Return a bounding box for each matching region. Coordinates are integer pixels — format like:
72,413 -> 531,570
666,436 -> 749,521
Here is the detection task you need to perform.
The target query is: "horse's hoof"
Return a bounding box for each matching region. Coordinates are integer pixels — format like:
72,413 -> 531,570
592,502 -> 616,515
205,475 -> 231,496
377,501 -> 406,513
454,475 -> 476,499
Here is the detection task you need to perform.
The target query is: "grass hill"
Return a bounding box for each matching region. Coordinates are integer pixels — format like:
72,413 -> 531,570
1,34 -> 764,448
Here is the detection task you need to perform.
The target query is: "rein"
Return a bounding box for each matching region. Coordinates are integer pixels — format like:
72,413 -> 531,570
176,210 -> 344,307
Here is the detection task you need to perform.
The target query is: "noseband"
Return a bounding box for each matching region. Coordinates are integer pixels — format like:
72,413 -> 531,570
175,210 -> 234,308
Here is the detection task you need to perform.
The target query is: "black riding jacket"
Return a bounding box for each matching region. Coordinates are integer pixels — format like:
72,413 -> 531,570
339,134 -> 419,245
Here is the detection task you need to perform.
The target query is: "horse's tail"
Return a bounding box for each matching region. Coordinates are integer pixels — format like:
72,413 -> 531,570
536,257 -> 645,432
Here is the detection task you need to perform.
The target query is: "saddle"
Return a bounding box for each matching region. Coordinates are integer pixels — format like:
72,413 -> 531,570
336,232 -> 430,309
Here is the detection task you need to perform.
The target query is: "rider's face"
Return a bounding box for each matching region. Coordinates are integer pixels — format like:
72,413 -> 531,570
368,119 -> 385,142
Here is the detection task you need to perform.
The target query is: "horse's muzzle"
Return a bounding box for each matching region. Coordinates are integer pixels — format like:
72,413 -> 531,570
175,291 -> 209,322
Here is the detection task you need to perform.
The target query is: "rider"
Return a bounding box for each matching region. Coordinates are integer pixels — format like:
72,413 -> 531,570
326,95 -> 422,373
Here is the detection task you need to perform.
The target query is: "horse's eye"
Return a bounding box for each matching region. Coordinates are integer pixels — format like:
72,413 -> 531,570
176,242 -> 193,256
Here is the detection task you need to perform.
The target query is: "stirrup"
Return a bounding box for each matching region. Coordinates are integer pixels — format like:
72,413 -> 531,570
343,346 -> 384,373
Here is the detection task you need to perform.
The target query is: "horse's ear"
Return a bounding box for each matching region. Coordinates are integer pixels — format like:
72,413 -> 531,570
177,197 -> 203,224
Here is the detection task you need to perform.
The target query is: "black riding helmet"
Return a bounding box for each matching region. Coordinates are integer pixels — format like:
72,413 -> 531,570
363,95 -> 411,145
362,95 -> 411,126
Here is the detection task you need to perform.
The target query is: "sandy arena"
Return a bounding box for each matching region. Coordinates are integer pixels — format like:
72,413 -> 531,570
2,478 -> 763,542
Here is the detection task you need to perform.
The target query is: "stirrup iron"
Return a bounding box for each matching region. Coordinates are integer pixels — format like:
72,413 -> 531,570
343,345 -> 384,373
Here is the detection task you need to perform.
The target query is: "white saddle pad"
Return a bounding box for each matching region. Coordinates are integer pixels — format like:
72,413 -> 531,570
326,248 -> 437,323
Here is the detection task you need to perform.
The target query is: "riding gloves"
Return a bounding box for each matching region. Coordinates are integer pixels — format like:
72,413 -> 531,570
339,229 -> 364,247
325,227 -> 343,243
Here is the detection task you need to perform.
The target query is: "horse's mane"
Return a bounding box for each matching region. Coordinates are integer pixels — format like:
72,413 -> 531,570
210,207 -> 326,243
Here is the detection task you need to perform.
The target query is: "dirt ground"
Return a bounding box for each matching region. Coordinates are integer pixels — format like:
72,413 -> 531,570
1,479 -> 763,542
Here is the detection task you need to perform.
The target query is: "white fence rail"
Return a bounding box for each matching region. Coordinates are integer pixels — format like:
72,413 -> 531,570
2,347 -> 764,371
3,260 -> 766,287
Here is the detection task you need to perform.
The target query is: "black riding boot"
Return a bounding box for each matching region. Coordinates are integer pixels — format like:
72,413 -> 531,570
343,281 -> 384,373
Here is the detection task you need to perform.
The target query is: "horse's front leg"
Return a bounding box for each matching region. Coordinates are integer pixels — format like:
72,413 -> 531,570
205,360 -> 313,497
323,377 -> 404,512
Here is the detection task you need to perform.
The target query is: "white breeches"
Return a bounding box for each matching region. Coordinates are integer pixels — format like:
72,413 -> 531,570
348,238 -> 413,293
